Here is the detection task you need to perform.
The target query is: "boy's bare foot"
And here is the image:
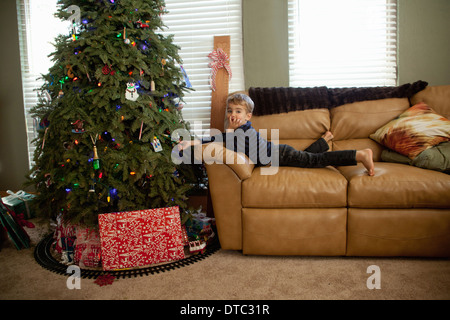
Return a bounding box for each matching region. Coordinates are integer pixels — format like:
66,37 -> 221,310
356,149 -> 375,176
322,131 -> 334,143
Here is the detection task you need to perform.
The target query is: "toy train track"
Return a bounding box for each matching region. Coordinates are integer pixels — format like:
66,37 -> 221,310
34,233 -> 220,279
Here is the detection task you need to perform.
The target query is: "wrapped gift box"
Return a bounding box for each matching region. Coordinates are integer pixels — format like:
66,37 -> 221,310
185,211 -> 215,237
0,201 -> 30,250
53,214 -> 77,254
191,212 -> 215,230
52,215 -> 101,267
74,227 -> 102,268
98,206 -> 185,271
61,236 -> 76,264
1,190 -> 36,219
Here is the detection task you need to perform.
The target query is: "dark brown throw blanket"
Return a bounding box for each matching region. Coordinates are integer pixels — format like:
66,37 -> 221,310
248,80 -> 428,116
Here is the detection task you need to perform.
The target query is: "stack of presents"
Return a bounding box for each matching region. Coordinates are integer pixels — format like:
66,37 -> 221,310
1,190 -> 216,270
54,207 -> 215,270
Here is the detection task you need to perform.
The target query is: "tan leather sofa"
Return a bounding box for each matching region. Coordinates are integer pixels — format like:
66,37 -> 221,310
203,85 -> 450,257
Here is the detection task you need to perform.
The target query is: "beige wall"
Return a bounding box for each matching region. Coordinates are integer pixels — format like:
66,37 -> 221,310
243,0 -> 290,88
397,0 -> 450,86
1,0 -> 449,189
0,0 -> 30,191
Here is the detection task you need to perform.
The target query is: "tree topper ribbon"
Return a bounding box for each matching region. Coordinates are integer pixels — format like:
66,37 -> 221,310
208,48 -> 232,91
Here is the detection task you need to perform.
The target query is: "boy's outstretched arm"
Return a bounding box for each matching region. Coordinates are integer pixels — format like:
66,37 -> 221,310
178,139 -> 200,151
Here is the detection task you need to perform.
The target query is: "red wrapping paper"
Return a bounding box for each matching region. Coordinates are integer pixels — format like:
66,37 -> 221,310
74,227 -> 102,268
98,206 -> 185,271
53,217 -> 76,254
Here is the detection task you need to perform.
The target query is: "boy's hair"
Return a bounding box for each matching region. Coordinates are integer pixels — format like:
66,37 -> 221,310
226,93 -> 254,114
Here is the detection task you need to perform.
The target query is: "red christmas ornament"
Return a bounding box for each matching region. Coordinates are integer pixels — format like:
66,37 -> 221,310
102,65 -> 111,75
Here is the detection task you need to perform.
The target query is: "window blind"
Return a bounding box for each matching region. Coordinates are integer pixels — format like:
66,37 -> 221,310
288,0 -> 397,88
161,0 -> 244,137
16,0 -> 68,169
17,0 -> 244,168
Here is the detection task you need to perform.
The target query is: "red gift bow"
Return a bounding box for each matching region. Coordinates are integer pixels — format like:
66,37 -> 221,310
16,213 -> 35,228
208,48 -> 232,91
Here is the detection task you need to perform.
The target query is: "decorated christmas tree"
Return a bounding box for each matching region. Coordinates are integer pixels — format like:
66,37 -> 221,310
27,0 -> 196,226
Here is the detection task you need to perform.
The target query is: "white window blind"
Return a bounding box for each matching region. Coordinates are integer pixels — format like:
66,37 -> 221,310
161,0 -> 244,137
16,0 -> 68,168
288,0 -> 397,88
17,0 -> 244,168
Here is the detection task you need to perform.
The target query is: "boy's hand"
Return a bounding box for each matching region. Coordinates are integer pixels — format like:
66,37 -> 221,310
178,140 -> 192,151
227,116 -> 242,130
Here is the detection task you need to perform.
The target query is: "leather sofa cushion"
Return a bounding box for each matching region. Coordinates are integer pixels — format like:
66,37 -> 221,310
333,139 -> 384,162
251,109 -> 330,140
330,98 -> 410,140
410,85 -> 450,119
243,208 -> 347,255
347,208 -> 450,257
338,162 -> 450,208
242,166 -> 347,208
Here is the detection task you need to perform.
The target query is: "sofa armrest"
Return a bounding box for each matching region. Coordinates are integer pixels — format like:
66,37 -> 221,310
198,143 -> 254,251
198,143 -> 255,180
204,162 -> 243,250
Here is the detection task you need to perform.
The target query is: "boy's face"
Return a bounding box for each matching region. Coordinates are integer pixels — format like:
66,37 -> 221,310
226,103 -> 252,125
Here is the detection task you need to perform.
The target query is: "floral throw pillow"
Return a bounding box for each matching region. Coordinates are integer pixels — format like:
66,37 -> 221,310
370,102 -> 450,159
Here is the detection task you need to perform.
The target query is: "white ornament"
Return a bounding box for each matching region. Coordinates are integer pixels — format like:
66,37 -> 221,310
125,82 -> 139,101
152,137 -> 163,152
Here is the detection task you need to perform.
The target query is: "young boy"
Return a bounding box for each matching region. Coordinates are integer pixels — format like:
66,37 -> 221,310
179,93 -> 375,176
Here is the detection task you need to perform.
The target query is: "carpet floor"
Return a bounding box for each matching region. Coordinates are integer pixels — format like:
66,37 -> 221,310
1,218 -> 449,301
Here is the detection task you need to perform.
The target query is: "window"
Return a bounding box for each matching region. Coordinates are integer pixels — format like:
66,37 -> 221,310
288,0 -> 397,88
161,0 -> 244,137
17,0 -> 244,168
16,0 -> 68,168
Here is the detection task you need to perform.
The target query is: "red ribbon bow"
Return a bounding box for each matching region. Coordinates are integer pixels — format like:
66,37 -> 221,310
208,48 -> 232,91
16,213 -> 35,228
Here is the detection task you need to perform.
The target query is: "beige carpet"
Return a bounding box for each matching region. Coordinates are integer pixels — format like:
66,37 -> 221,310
1,218 -> 449,301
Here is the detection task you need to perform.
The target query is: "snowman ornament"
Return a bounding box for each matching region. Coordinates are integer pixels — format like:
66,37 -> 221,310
125,81 -> 139,101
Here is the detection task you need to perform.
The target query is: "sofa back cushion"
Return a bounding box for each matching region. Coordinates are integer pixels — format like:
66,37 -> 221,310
410,85 -> 450,119
330,98 -> 410,160
251,108 -> 330,150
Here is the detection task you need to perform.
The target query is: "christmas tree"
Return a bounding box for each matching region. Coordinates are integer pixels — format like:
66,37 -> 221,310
27,0 -> 196,226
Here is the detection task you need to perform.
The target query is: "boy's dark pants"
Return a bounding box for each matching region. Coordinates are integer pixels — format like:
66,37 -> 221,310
278,138 -> 357,168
